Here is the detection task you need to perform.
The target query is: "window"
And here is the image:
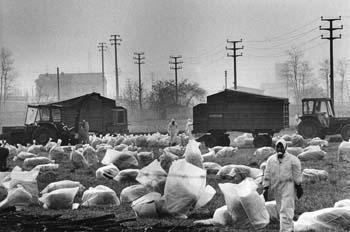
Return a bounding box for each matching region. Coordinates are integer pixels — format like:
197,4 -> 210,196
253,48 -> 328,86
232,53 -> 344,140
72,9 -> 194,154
303,101 -> 314,114
39,108 -> 50,121
25,107 -> 38,125
113,109 -> 126,124
52,109 -> 61,122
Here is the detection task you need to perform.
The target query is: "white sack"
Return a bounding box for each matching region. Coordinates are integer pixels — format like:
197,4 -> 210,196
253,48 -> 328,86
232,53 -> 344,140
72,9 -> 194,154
40,180 -> 85,195
0,185 -> 33,210
120,184 -> 151,204
131,192 -> 162,218
338,141 -> 350,162
203,162 -> 222,175
81,185 -> 120,207
113,169 -> 140,182
136,160 -> 167,193
183,140 -> 203,169
219,178 -> 270,230
334,199 -> 350,208
294,207 -> 350,232
297,146 -> 326,161
39,187 -> 79,209
95,163 -> 120,180
70,149 -> 89,169
302,169 -> 328,183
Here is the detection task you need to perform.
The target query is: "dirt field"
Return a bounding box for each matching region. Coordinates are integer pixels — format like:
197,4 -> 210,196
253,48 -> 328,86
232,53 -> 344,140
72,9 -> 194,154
1,130 -> 350,231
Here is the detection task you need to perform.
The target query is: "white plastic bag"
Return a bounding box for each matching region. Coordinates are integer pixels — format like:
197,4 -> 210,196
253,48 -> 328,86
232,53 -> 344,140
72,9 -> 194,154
219,178 -> 270,230
216,146 -> 238,158
265,200 -> 279,222
70,149 -> 89,169
0,185 -> 33,210
83,145 -> 98,166
298,146 -> 326,161
308,137 -> 328,147
294,207 -> 350,231
302,169 -> 328,183
13,151 -> 37,161
137,151 -> 154,167
193,205 -> 233,226
338,141 -> 350,162
96,163 -> 120,180
39,187 -> 79,209
33,163 -> 59,172
334,199 -> 350,208
23,157 -> 54,170
27,144 -> 44,155
113,169 -> 140,182
253,147 -> 275,163
287,147 -> 304,156
131,192 -> 162,218
102,149 -> 138,170
81,185 -> 120,207
203,162 -> 222,175
163,160 -> 215,218
120,184 -> 151,204
4,167 -> 40,197
40,180 -> 85,195
159,151 -> 178,173
183,140 -> 203,169
136,160 -> 167,193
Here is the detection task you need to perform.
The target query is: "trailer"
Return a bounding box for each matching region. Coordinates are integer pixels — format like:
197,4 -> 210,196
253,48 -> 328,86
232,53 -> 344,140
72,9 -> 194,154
193,89 -> 289,147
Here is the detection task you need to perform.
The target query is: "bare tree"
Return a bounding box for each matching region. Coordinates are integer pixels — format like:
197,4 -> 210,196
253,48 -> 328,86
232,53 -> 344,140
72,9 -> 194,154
337,58 -> 348,104
122,79 -> 146,110
0,47 -> 16,112
319,59 -> 330,97
280,47 -> 313,103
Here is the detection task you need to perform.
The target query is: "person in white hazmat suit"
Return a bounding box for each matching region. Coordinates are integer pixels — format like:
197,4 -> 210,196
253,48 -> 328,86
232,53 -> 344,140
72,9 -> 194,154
185,118 -> 193,138
263,138 -> 303,232
167,119 -> 179,146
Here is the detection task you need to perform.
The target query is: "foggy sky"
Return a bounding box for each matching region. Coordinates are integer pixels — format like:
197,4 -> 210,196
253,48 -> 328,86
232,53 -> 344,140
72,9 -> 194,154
1,0 -> 349,96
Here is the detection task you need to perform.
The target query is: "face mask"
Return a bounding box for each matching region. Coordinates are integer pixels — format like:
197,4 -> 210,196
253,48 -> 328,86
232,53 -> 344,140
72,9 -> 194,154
276,143 -> 286,159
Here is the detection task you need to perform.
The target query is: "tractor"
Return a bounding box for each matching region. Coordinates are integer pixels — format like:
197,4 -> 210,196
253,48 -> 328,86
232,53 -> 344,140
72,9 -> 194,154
297,98 -> 350,140
1,104 -> 74,145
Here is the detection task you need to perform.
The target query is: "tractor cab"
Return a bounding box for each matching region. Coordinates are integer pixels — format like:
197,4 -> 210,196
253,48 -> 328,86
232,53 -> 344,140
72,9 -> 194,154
25,104 -> 71,145
298,98 -> 340,139
25,105 -> 62,125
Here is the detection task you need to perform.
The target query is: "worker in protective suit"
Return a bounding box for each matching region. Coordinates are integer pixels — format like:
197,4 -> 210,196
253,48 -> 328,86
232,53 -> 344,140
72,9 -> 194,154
78,120 -> 90,144
167,119 -> 179,146
263,138 -> 303,232
0,141 -> 9,171
185,118 -> 193,138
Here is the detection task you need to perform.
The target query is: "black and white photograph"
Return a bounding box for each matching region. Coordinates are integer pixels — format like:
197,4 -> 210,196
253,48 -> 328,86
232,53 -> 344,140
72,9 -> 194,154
0,0 -> 350,231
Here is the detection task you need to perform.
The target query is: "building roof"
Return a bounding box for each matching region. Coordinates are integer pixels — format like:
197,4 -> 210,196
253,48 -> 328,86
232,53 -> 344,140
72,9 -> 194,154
207,89 -> 289,103
48,92 -> 125,109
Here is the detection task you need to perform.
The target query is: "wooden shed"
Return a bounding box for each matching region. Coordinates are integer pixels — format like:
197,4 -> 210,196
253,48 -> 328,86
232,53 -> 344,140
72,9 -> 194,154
49,92 -> 128,134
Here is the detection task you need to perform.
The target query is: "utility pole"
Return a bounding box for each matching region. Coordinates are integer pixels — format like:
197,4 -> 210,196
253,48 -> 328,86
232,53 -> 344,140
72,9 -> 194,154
226,39 -> 243,90
320,16 -> 342,107
98,42 -> 107,96
110,34 -> 122,101
133,52 -> 145,110
224,70 -> 228,89
56,67 -> 60,101
169,55 -> 183,105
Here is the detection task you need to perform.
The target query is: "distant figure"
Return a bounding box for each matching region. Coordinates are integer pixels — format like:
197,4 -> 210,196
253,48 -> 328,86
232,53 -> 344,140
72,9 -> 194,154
0,141 -> 9,171
78,120 -> 90,144
185,118 -> 193,138
167,119 -> 179,146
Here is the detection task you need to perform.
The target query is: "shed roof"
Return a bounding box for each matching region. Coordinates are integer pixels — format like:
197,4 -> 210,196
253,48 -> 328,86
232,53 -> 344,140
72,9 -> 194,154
48,92 -> 126,109
207,89 -> 289,103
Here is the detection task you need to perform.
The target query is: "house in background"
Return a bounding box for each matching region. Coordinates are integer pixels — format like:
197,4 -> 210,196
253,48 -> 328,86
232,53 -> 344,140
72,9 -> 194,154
35,72 -> 107,103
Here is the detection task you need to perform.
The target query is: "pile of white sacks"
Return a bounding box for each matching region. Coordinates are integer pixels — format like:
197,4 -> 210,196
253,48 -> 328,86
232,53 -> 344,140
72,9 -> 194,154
1,131 -> 350,230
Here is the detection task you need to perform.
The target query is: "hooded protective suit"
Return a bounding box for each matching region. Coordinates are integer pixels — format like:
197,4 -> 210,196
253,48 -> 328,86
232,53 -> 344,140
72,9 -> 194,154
185,119 -> 193,138
167,119 -> 179,146
263,139 -> 302,232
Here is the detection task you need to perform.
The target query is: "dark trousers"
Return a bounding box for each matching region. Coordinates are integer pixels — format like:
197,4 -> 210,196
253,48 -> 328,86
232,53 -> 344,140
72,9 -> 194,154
0,147 -> 9,171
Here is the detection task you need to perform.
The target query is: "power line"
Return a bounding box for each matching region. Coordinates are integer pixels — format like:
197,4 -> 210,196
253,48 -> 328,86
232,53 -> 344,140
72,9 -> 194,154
110,34 -> 122,100
98,42 -> 107,96
226,39 -> 243,90
133,52 -> 145,110
169,55 -> 183,105
246,17 -> 319,43
320,16 -> 343,106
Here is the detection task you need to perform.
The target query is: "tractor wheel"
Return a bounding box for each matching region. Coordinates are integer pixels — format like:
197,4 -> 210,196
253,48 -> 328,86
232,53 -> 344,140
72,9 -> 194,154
33,127 -> 56,145
253,135 -> 266,148
341,124 -> 350,141
262,134 -> 273,147
297,119 -> 320,139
